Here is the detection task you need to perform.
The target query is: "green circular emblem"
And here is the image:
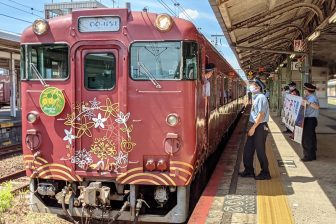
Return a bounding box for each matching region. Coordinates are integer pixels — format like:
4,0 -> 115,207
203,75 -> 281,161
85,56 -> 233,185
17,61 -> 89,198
39,87 -> 65,116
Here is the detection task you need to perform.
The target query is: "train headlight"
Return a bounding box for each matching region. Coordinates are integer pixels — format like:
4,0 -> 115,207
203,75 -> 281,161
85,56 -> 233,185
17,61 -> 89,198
27,111 -> 39,124
166,113 -> 179,126
32,19 -> 49,35
155,14 -> 173,32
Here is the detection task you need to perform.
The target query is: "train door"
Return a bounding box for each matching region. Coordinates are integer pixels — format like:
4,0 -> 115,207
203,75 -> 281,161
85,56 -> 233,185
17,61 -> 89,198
74,46 -> 122,174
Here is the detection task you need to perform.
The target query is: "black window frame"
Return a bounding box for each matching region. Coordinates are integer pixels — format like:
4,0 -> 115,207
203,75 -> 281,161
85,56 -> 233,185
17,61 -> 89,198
23,43 -> 70,81
84,52 -> 116,91
129,40 -> 199,81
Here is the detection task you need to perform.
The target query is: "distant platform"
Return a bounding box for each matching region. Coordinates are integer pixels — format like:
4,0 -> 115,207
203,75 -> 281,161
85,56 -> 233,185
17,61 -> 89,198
0,107 -> 21,147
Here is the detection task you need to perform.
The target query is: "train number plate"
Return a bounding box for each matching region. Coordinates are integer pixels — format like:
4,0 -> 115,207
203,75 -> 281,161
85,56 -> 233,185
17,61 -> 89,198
78,16 -> 120,32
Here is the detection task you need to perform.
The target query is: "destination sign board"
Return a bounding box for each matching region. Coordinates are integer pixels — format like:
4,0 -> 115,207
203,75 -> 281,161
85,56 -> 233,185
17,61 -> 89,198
78,16 -> 120,32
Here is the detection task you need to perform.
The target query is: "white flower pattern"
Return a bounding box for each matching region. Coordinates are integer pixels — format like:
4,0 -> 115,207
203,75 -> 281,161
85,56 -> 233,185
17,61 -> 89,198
92,113 -> 107,128
84,109 -> 95,120
71,149 -> 93,169
63,128 -> 75,145
115,111 -> 130,124
89,97 -> 101,109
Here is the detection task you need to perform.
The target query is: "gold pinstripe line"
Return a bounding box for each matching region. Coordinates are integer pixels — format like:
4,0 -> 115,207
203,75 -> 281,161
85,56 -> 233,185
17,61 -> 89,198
176,175 -> 188,182
116,167 -> 143,181
75,175 -> 83,181
23,159 -> 43,166
160,173 -> 176,186
36,163 -> 72,172
41,174 -> 68,181
170,167 -> 192,176
23,155 -> 48,164
170,161 -> 194,170
129,179 -> 160,185
38,169 -> 77,181
121,173 -> 169,185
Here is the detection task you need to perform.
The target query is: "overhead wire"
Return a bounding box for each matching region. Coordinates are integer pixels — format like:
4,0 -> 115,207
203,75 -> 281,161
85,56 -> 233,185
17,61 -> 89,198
0,2 -> 42,18
6,0 -> 44,14
170,0 -> 194,22
156,0 -> 177,17
0,13 -> 33,23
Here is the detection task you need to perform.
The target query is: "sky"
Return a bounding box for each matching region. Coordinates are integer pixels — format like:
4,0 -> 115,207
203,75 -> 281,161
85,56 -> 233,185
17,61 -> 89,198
0,0 -> 244,77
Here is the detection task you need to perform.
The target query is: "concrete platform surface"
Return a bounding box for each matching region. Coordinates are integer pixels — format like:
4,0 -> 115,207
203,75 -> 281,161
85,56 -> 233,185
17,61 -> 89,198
189,108 -> 336,224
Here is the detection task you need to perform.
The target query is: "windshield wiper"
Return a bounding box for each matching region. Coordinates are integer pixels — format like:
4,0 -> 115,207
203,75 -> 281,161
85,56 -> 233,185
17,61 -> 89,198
30,63 -> 48,87
138,61 -> 162,89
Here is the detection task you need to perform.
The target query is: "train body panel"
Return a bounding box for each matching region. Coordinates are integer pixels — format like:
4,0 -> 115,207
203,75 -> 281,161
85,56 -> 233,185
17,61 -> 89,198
20,8 -> 246,222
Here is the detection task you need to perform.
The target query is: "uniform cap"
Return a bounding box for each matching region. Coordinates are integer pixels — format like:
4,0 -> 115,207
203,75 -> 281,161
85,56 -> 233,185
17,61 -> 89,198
288,81 -> 296,86
251,77 -> 266,91
303,82 -> 316,91
205,63 -> 216,72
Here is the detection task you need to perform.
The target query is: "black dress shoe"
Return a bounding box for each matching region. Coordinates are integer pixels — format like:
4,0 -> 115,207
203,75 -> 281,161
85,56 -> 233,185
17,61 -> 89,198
238,171 -> 255,178
255,172 -> 271,180
300,157 -> 312,162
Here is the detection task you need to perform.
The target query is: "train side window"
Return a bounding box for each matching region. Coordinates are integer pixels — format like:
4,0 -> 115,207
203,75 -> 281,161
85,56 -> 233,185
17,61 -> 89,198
27,44 -> 69,80
182,42 -> 198,80
84,53 -> 116,90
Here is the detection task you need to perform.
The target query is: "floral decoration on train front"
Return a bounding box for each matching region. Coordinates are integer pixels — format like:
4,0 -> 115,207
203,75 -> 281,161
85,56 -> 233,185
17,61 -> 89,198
62,97 -> 138,174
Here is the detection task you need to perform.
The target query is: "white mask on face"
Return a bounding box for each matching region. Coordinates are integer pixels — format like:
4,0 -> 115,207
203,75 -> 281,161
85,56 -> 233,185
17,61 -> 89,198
285,90 -> 290,93
289,86 -> 295,91
249,85 -> 259,93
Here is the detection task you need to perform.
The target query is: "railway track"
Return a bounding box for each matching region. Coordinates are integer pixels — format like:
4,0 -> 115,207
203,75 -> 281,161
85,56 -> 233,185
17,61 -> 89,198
0,169 -> 29,195
0,144 -> 22,159
0,169 -> 26,184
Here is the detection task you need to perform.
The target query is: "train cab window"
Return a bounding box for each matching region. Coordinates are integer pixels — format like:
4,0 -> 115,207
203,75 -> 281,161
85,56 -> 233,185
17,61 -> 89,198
84,53 -> 116,90
130,41 -> 181,80
26,44 -> 68,80
182,42 -> 198,80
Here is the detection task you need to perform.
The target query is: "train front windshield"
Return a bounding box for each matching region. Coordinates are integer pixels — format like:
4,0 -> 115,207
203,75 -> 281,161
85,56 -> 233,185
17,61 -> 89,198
21,44 -> 69,80
130,41 -> 198,80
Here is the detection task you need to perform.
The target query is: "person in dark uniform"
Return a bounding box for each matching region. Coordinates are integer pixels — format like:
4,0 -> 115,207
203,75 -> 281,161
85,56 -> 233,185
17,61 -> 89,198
301,83 -> 320,162
239,78 -> 271,180
288,81 -> 300,96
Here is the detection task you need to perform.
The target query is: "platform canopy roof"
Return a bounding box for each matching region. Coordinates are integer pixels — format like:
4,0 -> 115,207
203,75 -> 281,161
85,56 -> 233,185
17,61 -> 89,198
209,0 -> 336,76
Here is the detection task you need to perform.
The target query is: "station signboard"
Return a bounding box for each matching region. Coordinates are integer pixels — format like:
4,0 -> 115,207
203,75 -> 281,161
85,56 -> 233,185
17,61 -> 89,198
294,40 -> 304,52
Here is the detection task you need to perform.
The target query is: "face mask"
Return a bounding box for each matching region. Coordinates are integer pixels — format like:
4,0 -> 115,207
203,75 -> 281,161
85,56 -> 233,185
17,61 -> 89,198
249,85 -> 258,93
285,90 -> 290,93
289,86 -> 295,91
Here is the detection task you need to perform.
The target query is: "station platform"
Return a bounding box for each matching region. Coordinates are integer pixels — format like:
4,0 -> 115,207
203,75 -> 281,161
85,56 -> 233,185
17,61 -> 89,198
0,107 -> 21,147
189,107 -> 336,224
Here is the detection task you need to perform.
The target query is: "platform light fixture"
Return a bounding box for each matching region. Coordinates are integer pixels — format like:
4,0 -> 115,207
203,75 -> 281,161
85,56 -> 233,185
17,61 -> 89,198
307,31 -> 320,41
32,19 -> 49,35
329,11 -> 336,23
290,54 -> 296,59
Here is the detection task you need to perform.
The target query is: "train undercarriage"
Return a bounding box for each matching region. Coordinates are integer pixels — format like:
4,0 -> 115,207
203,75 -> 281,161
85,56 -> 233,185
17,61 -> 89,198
29,178 -> 189,223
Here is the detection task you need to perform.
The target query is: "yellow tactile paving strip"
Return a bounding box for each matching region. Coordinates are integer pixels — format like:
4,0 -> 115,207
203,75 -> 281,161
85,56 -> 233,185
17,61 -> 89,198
255,137 -> 294,224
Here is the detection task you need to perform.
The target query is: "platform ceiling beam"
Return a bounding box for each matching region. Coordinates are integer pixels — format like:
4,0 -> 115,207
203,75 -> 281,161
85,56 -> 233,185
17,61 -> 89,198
230,2 -> 324,30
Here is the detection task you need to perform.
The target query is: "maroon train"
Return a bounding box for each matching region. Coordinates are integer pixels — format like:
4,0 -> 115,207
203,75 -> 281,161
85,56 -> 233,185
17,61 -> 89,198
20,7 -> 246,223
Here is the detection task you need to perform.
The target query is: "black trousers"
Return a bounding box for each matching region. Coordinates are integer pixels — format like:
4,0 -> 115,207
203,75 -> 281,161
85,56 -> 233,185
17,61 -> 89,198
243,122 -> 269,173
302,117 -> 317,159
